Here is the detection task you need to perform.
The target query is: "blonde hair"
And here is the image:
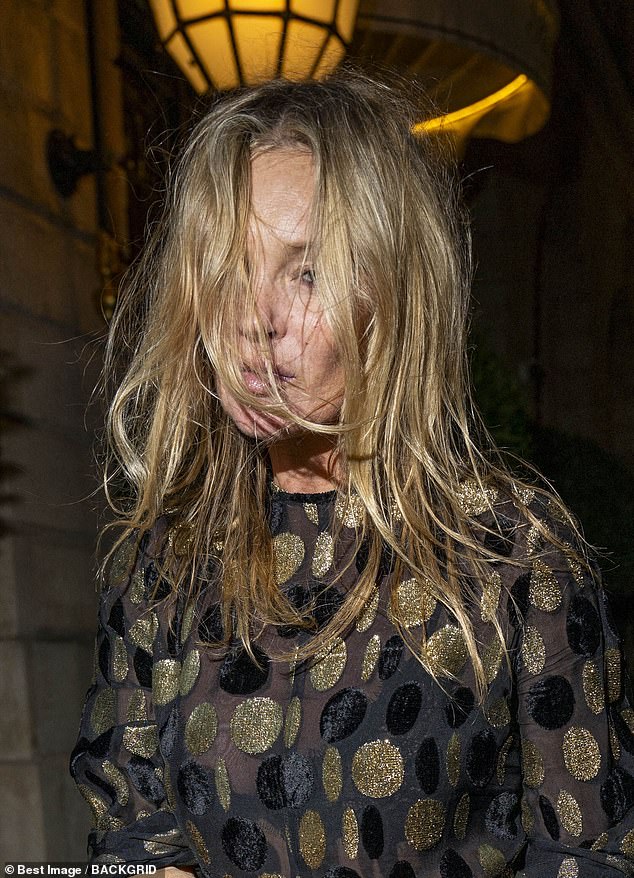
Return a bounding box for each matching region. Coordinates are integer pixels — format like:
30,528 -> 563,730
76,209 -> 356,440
104,73 -> 576,697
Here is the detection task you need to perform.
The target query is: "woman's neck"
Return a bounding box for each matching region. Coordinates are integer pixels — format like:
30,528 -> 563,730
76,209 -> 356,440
268,434 -> 340,494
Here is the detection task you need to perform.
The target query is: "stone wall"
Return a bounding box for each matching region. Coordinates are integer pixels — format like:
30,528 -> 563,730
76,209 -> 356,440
0,0 -> 116,860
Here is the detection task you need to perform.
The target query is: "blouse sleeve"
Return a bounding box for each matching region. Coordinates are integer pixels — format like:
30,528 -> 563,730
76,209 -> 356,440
70,527 -> 195,867
511,509 -> 634,876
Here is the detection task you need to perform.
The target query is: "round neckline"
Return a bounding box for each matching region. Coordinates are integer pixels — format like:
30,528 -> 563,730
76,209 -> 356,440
269,483 -> 337,504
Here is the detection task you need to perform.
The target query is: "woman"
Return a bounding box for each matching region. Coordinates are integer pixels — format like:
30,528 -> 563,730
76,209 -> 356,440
71,74 -> 634,877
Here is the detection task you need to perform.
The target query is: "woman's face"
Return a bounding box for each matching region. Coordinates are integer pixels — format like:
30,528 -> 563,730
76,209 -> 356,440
217,147 -> 345,441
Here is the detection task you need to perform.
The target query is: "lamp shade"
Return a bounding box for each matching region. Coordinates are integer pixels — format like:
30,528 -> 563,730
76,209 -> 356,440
147,0 -> 360,92
352,0 -> 559,149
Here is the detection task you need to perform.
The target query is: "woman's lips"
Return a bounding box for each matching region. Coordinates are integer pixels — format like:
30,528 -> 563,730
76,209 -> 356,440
242,367 -> 293,394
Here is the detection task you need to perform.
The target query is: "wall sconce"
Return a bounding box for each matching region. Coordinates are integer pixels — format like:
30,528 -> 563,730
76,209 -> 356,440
46,129 -> 104,199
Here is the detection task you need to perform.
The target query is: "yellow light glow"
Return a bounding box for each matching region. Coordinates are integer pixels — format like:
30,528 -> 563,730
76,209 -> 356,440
414,74 -> 549,152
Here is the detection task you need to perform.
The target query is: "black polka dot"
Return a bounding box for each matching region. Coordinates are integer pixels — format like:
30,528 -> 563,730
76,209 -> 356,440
388,862 -> 417,878
198,603 -> 224,643
277,584 -> 309,638
257,753 -> 314,810
378,635 -> 404,680
360,805 -> 384,859
146,562 -> 170,600
508,572 -> 531,629
601,767 -> 634,825
612,706 -> 634,754
525,676 -> 575,729
314,586 -> 345,629
484,515 -> 515,557
566,595 -> 601,657
221,816 -> 267,872
539,795 -> 560,840
386,683 -> 422,735
323,869 -> 361,878
84,769 -> 115,803
178,761 -> 215,815
415,737 -> 440,795
256,756 -> 285,810
107,599 -> 125,637
440,850 -> 472,878
133,647 -> 153,688
466,729 -> 497,788
378,543 -> 396,577
98,637 -> 111,680
166,623 -> 179,657
128,755 -> 163,804
485,792 -> 519,840
320,688 -> 368,743
219,644 -> 270,695
355,540 -> 369,574
159,705 -> 179,758
87,727 -> 114,759
268,497 -> 284,534
445,687 -> 475,728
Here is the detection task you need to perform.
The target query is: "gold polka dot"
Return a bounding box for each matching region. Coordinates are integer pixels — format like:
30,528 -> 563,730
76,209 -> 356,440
309,637 -> 347,691
215,759 -> 231,811
556,789 -> 583,836
591,831 -> 608,851
522,739 -> 544,788
521,625 -> 546,674
284,696 -> 301,748
123,724 -> 158,758
164,762 -> 176,810
230,697 -> 283,754
352,739 -> 404,798
129,568 -> 145,604
335,493 -> 364,528
447,733 -> 461,787
342,807 -> 358,859
513,485 -> 535,507
424,624 -> 467,678
299,809 -> 326,869
620,828 -> 634,858
181,601 -> 195,642
109,538 -> 136,587
273,533 -> 305,585
185,702 -> 218,755
557,858 -> 579,878
179,649 -> 200,696
152,659 -> 181,706
478,843 -> 507,877
623,707 -> 634,734
322,745 -> 342,802
392,578 -> 436,628
521,798 -> 534,833
485,698 -> 510,729
453,792 -> 469,840
563,727 -> 601,781
77,784 -> 109,828
526,524 -> 542,557
91,688 -> 116,735
582,660 -> 604,715
312,532 -> 334,578
102,760 -> 129,805
482,635 -> 504,684
129,613 -> 158,654
563,543 -> 585,586
456,479 -> 498,515
606,647 -> 622,702
304,502 -> 319,525
144,828 -> 183,855
126,689 -> 147,723
356,586 -> 379,632
187,820 -> 211,864
481,572 -> 502,621
497,735 -> 513,785
529,561 -> 561,612
361,634 -> 381,681
112,636 -> 128,683
405,799 -> 445,851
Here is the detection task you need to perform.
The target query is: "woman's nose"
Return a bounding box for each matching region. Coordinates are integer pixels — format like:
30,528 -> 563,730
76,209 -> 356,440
250,272 -> 288,340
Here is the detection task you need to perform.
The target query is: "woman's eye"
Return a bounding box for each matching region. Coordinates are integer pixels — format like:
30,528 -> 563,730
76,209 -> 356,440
300,268 -> 316,285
